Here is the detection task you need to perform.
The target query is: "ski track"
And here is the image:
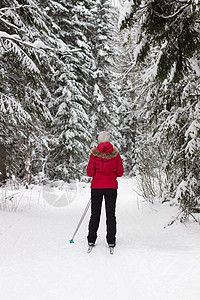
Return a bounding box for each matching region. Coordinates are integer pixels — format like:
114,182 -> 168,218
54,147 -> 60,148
0,178 -> 200,300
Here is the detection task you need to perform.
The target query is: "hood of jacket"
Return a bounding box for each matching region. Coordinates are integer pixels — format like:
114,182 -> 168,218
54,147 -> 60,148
92,142 -> 118,159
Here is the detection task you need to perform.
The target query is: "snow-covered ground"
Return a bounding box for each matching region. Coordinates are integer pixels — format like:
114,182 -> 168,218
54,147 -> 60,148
0,178 -> 200,300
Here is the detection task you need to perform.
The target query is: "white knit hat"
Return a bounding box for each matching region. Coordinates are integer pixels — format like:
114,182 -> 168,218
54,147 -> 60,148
98,131 -> 110,144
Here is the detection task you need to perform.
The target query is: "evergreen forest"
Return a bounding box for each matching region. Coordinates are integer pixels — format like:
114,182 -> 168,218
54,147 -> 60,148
0,0 -> 200,219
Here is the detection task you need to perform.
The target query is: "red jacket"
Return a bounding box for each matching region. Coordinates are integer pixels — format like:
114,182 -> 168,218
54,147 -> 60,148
87,142 -> 124,189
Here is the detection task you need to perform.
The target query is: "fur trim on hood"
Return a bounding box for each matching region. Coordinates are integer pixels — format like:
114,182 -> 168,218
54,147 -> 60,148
91,148 -> 118,159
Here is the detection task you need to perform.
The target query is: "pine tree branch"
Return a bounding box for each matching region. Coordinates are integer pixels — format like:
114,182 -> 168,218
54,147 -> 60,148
176,0 -> 189,3
0,17 -> 26,33
179,205 -> 200,223
120,62 -> 135,80
0,5 -> 36,12
152,4 -> 189,19
0,32 -> 46,50
0,31 -> 81,54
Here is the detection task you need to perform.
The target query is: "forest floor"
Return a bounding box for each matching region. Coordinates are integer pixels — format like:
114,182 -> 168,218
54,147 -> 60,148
0,178 -> 200,300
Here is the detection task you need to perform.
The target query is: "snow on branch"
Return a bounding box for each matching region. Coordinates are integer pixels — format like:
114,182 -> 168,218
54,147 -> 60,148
1,36 -> 40,74
0,93 -> 31,121
0,5 -> 35,12
50,1 -> 69,12
0,5 -> 80,54
176,0 -> 190,3
0,17 -> 26,32
0,31 -> 55,51
185,101 -> 200,156
118,0 -> 134,27
0,31 -> 80,54
152,4 -> 189,19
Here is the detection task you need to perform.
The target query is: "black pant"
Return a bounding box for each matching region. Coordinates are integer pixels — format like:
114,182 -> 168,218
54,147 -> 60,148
87,189 -> 117,245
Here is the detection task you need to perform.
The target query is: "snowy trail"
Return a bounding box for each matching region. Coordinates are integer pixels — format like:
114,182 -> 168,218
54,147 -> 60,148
0,178 -> 200,300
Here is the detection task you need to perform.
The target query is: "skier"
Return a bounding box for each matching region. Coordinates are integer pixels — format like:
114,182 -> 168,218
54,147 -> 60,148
87,131 -> 124,251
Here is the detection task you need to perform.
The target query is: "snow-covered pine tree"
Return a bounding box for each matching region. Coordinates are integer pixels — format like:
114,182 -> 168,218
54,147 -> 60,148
116,23 -> 136,176
0,0 -> 56,185
120,0 -> 200,216
43,0 -> 95,181
88,0 -> 122,148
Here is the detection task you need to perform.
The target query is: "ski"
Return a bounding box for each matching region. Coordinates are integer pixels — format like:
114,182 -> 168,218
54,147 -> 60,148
87,244 -> 114,254
87,245 -> 95,253
109,247 -> 114,255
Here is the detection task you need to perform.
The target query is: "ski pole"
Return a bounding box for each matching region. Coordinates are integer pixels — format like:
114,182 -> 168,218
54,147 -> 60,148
69,198 -> 91,243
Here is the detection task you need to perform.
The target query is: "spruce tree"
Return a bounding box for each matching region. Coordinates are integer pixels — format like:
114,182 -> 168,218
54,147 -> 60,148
88,0 -> 122,147
120,0 -> 200,215
0,0 -> 55,184
43,0 -> 95,181
117,27 -> 136,176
